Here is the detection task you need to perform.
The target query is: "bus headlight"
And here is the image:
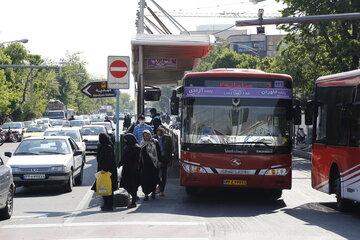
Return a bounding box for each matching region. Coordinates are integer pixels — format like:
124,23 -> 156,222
182,162 -> 207,174
265,168 -> 288,176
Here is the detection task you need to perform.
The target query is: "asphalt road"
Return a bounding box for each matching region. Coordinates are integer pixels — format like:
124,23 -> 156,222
0,142 -> 360,240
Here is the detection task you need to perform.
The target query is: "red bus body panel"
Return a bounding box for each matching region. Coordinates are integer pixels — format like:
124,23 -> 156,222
312,144 -> 360,198
180,151 -> 292,190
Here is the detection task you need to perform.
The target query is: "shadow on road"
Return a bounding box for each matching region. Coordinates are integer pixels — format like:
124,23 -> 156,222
283,202 -> 360,240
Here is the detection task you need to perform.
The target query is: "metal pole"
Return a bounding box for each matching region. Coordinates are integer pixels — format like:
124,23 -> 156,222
138,45 -> 144,116
236,12 -> 360,26
115,89 -> 121,164
138,0 -> 145,34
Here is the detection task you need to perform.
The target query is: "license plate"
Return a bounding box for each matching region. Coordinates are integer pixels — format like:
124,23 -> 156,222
23,174 -> 46,180
223,179 -> 247,186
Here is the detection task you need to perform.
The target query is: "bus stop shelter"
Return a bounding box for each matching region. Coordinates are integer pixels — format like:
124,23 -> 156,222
131,34 -> 215,114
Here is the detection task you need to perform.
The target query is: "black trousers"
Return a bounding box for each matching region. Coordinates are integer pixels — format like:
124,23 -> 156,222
102,195 -> 113,208
159,164 -> 168,192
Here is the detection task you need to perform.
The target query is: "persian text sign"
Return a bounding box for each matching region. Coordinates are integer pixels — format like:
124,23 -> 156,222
184,87 -> 292,99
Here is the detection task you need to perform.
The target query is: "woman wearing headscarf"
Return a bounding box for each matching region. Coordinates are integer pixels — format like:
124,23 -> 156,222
140,130 -> 161,201
120,133 -> 141,208
97,133 -> 118,211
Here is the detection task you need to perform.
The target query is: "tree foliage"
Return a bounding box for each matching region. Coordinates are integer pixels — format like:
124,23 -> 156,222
0,45 -> 134,121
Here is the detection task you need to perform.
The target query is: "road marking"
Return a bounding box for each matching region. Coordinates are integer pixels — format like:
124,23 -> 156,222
1,221 -> 206,229
64,186 -> 94,223
11,214 -> 48,219
59,238 -> 209,240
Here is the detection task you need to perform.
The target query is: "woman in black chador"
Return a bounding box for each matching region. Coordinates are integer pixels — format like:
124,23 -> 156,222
120,133 -> 141,208
140,130 -> 161,201
97,133 -> 118,211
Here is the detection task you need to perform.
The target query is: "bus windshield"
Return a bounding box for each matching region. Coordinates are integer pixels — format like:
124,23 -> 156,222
182,98 -> 292,147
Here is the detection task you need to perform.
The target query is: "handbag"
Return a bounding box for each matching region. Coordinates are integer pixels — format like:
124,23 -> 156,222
95,171 -> 112,196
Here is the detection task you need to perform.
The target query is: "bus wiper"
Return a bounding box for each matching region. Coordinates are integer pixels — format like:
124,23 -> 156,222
229,141 -> 274,149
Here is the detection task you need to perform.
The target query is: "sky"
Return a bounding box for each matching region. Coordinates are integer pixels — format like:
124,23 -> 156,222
0,0 -> 285,97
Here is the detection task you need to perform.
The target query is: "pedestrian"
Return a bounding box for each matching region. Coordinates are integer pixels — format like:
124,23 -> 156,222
97,133 -> 118,211
140,130 -> 161,201
133,114 -> 153,143
150,108 -> 162,132
123,114 -> 132,130
154,126 -> 173,197
120,133 -> 141,208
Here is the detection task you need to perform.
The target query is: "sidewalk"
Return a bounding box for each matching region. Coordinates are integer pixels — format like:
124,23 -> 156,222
293,144 -> 312,160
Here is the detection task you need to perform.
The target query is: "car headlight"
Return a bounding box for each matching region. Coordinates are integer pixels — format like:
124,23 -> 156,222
11,167 -> 21,173
50,166 -> 66,172
182,162 -> 207,174
265,168 -> 288,176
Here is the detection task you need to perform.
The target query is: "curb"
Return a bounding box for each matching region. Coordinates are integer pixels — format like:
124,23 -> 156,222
293,149 -> 311,160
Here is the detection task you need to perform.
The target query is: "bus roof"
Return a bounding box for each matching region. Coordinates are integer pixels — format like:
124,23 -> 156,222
316,69 -> 360,87
184,68 -> 292,81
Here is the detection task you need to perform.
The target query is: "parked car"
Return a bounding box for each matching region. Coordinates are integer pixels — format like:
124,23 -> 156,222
0,122 -> 25,141
44,128 -> 86,162
80,125 -> 107,152
23,125 -> 47,138
5,136 -> 84,192
0,156 -> 15,220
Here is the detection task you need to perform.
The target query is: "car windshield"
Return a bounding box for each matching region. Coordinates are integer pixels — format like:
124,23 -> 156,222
70,120 -> 85,127
50,120 -> 64,126
15,139 -> 70,155
44,130 -> 81,141
182,98 -> 292,147
1,122 -> 22,129
27,126 -> 47,132
81,126 -> 106,135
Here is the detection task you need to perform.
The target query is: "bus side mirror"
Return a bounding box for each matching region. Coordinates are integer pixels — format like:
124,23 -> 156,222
170,90 -> 180,116
305,100 -> 315,125
144,86 -> 161,101
293,104 -> 301,125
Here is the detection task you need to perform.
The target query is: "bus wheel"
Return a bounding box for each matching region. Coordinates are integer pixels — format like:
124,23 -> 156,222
333,170 -> 352,212
185,187 -> 198,196
267,189 -> 282,200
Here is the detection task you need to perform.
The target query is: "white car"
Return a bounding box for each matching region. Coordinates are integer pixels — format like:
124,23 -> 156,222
5,136 -> 84,192
80,125 -> 107,152
43,128 -> 86,162
90,122 -> 114,135
0,122 -> 25,141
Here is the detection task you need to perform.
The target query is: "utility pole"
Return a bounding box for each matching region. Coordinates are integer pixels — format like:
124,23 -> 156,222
137,0 -> 146,116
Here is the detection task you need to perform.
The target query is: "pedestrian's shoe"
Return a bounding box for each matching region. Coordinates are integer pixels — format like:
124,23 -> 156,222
143,195 -> 149,201
151,192 -> 156,199
100,206 -> 114,212
160,192 -> 165,197
127,202 -> 137,209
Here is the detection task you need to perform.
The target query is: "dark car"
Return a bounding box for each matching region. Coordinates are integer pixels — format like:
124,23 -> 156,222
0,156 -> 15,220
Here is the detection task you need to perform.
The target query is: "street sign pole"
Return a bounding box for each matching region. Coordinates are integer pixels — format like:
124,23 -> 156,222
115,89 -> 121,165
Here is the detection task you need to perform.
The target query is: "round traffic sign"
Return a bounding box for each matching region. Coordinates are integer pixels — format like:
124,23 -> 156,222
109,60 -> 128,78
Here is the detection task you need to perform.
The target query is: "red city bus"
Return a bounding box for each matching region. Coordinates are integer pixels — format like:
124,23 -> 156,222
306,69 -> 360,210
171,69 -> 301,199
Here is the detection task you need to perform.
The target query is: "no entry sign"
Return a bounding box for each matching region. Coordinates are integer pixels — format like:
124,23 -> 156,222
107,56 -> 130,89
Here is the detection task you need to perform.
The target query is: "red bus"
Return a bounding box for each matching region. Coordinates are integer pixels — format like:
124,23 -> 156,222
306,69 -> 360,210
171,69 -> 300,199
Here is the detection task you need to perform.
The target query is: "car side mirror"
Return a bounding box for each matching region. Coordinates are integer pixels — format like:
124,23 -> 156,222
74,150 -> 83,156
4,152 -> 12,158
82,139 -> 88,142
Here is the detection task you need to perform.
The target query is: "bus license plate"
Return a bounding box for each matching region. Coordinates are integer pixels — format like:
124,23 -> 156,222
24,174 -> 46,180
223,179 -> 247,186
